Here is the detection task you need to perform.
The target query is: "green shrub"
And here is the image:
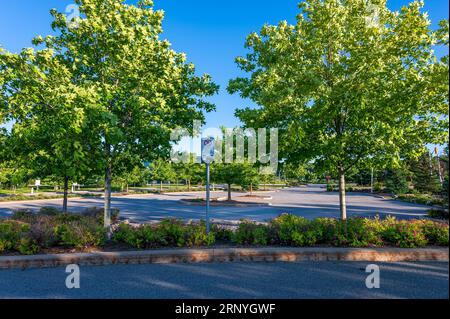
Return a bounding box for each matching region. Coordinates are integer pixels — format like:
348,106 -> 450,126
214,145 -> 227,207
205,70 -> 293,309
428,209 -> 449,220
17,238 -> 40,255
39,207 -> 61,216
157,219 -> 188,247
54,213 -> 83,223
290,230 -> 318,246
398,194 -> 445,207
2,212 -> 449,255
184,221 -> 215,247
270,214 -> 315,246
113,220 -> 215,248
332,218 -> 383,247
113,223 -> 157,249
54,218 -> 106,248
374,182 -> 384,192
211,224 -> 233,241
381,219 -> 428,248
29,215 -> 59,248
419,220 -> 449,246
0,220 -> 25,253
232,220 -> 269,245
10,209 -> 35,223
310,218 -> 337,243
0,220 -> 36,254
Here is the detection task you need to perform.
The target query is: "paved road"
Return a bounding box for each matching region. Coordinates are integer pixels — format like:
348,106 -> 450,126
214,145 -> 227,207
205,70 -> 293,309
0,262 -> 447,299
0,185 -> 431,223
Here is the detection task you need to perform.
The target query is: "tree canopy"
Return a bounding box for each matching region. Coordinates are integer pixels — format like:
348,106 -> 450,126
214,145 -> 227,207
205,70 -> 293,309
228,0 -> 449,219
0,0 -> 219,230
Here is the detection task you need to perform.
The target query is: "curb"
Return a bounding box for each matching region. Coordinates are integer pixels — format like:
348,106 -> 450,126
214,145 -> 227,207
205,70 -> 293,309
0,247 -> 447,270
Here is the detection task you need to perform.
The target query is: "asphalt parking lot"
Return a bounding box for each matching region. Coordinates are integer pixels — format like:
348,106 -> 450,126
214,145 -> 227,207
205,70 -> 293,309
0,185 -> 431,223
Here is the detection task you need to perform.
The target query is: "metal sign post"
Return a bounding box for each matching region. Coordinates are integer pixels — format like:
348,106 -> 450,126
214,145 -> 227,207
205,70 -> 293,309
205,162 -> 211,233
201,137 -> 215,234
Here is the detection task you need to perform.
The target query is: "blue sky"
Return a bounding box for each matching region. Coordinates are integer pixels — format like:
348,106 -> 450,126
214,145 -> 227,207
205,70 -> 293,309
0,0 -> 448,132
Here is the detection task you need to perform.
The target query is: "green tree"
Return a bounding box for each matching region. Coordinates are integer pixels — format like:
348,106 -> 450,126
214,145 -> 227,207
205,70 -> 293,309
150,159 -> 176,192
212,162 -> 258,200
409,153 -> 442,194
229,0 -> 448,219
114,165 -> 147,192
3,0 -> 218,233
173,153 -> 204,191
0,45 -> 99,212
283,163 -> 309,183
385,168 -> 409,195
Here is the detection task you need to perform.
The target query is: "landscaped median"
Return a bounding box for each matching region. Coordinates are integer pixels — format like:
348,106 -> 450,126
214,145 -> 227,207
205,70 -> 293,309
0,207 -> 448,268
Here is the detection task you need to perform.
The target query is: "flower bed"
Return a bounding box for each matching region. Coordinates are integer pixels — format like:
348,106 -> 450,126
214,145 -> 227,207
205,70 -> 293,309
0,209 -> 448,255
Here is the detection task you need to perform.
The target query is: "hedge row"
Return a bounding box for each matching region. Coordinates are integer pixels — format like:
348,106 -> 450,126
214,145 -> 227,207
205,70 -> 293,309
113,214 -> 448,249
1,209 -> 448,255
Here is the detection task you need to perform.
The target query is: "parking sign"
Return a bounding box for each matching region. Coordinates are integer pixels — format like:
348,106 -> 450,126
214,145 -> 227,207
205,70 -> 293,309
201,137 -> 215,164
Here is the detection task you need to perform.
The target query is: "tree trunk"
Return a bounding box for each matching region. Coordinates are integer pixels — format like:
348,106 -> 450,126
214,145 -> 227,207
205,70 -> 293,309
250,183 -> 253,195
104,162 -> 112,238
62,175 -> 69,213
160,181 -> 163,192
227,183 -> 232,201
338,168 -> 347,220
187,179 -> 191,191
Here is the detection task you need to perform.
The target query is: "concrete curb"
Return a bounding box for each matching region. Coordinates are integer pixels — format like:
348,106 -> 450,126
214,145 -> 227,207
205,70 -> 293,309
0,247 -> 447,270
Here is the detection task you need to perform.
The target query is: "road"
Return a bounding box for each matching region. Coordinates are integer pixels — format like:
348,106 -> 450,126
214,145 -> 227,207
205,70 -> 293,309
0,185 -> 431,223
0,261 -> 447,299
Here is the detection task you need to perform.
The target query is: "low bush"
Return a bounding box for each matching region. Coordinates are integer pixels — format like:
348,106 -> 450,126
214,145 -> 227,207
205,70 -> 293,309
1,211 -> 448,255
113,219 -> 215,249
418,220 -> 449,246
232,220 -> 269,245
331,218 -> 383,247
0,220 -> 28,253
232,215 -> 448,248
427,209 -> 449,220
39,207 -> 61,216
380,218 -> 428,248
211,224 -> 233,242
0,207 -> 113,254
54,219 -> 106,248
397,194 -> 446,207
269,214 -> 317,246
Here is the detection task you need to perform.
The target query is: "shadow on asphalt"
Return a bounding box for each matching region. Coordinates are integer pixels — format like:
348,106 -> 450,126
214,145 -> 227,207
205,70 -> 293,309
0,187 -> 430,223
0,261 -> 447,299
